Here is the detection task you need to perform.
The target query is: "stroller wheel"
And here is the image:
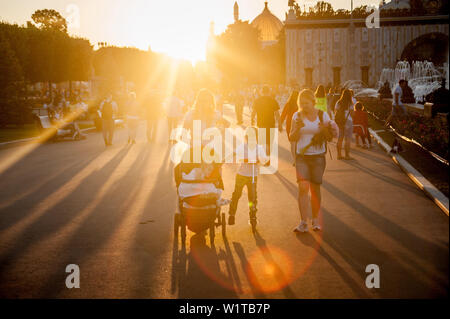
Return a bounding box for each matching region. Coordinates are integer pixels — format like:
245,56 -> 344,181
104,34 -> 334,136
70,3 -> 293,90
221,213 -> 226,236
174,214 -> 179,238
180,215 -> 186,245
209,224 -> 215,246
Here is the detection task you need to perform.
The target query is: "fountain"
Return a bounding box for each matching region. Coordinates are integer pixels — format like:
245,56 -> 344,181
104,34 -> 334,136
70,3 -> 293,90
378,61 -> 448,103
342,80 -> 379,98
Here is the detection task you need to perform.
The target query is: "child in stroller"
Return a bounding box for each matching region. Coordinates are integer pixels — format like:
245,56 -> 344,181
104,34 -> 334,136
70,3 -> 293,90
174,147 -> 229,245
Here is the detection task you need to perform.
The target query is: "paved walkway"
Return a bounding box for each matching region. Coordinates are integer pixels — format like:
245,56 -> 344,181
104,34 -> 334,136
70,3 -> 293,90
0,105 -> 447,298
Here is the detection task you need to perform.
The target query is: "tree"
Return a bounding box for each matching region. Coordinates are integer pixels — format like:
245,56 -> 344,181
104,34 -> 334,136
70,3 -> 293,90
312,1 -> 335,17
32,9 -> 67,33
213,20 -> 261,89
261,27 -> 285,85
0,33 -> 23,126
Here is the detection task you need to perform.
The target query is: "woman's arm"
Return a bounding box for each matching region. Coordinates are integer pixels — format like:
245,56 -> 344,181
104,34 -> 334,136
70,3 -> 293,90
289,112 -> 302,142
323,112 -> 339,137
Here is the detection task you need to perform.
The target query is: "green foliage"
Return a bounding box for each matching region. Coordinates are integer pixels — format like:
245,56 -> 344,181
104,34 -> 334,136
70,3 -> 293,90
362,97 -> 449,159
0,33 -> 24,127
0,9 -> 93,125
211,20 -> 286,88
31,9 -> 68,33
214,20 -> 261,90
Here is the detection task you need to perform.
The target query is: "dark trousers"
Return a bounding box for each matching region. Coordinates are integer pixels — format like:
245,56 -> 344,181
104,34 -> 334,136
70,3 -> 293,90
262,127 -> 275,157
102,119 -> 115,145
229,174 -> 257,216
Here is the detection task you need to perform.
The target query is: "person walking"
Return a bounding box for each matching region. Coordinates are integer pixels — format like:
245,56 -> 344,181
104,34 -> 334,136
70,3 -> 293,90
279,90 -> 299,139
164,92 -> 184,143
228,127 -> 268,228
326,87 -> 337,119
289,89 -> 337,233
233,91 -> 245,125
126,92 -> 140,144
334,89 -> 354,160
279,90 -> 299,163
99,94 -> 118,146
144,90 -> 162,142
251,85 -> 280,157
385,79 -> 408,127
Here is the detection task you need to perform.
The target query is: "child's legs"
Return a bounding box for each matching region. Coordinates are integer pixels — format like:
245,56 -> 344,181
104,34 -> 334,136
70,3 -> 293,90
246,178 -> 258,215
358,132 -> 367,145
229,175 -> 246,215
355,134 -> 361,145
365,129 -> 372,145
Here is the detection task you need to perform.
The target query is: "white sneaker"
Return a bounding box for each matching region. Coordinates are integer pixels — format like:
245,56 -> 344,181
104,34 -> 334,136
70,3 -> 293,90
312,218 -> 321,231
294,221 -> 308,233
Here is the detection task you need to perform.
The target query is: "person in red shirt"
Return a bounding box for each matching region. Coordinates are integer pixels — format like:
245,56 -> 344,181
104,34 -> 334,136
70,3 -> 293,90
353,102 -> 372,148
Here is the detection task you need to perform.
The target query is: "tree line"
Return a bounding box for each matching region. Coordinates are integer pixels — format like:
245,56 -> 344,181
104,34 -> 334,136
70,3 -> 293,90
0,8 -> 287,126
0,10 -> 92,126
291,0 -> 449,20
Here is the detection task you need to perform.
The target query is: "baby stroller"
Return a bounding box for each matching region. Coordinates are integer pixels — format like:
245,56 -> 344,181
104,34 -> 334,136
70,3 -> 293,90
174,150 -> 227,246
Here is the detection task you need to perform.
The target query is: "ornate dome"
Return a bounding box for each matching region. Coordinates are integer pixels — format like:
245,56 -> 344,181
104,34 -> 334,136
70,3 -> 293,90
251,2 -> 283,43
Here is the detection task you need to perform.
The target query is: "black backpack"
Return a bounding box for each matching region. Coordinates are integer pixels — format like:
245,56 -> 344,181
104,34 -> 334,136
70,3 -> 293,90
102,101 -> 113,120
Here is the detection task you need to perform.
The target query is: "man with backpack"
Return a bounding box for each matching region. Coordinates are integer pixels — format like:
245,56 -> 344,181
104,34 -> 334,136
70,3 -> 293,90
99,94 -> 118,146
251,85 -> 280,157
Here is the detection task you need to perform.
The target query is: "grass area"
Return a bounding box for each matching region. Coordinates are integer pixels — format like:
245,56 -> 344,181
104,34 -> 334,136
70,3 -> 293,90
0,124 -> 41,143
0,121 -> 95,143
368,116 -> 449,198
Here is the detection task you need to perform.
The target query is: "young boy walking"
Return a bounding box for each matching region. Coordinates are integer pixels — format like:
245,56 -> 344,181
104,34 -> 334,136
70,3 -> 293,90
228,127 -> 268,228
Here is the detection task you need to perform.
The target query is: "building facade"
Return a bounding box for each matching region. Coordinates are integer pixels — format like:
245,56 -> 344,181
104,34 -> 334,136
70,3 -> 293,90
285,1 -> 449,88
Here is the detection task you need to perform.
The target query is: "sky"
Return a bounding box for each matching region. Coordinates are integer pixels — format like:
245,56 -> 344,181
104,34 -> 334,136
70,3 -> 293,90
0,0 -> 380,63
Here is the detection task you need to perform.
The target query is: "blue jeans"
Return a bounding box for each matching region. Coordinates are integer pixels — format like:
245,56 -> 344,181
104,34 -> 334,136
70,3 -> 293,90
295,154 -> 326,184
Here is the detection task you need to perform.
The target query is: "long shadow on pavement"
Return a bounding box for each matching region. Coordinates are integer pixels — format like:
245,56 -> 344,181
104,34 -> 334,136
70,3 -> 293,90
319,207 -> 447,298
0,153 -> 101,232
0,147 -> 131,272
252,230 -> 297,298
273,170 -> 447,297
322,180 -> 448,261
176,233 -> 239,299
341,159 -> 422,195
295,232 -> 373,298
38,146 -> 153,297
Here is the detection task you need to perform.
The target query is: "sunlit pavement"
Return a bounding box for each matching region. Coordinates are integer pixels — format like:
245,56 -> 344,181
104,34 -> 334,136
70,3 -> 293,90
0,105 -> 448,298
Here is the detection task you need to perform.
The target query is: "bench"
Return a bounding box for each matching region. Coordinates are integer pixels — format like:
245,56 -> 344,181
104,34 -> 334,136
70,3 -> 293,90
35,115 -> 85,141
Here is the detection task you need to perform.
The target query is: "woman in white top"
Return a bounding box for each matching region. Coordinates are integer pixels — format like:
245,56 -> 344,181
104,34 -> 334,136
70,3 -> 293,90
289,89 -> 338,233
